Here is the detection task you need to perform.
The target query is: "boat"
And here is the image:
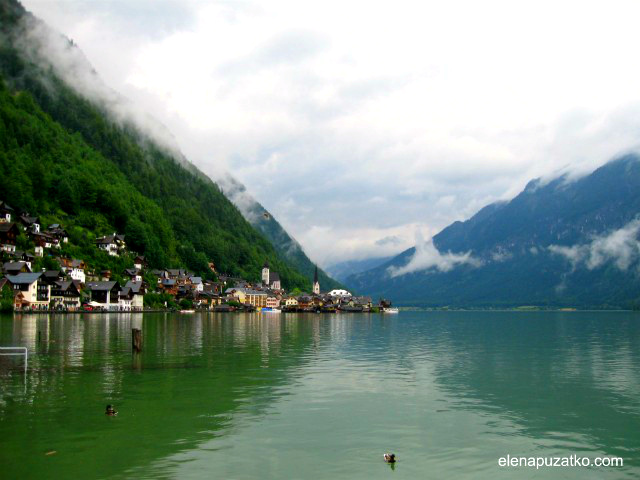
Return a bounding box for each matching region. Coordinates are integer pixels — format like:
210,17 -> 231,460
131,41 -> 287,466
382,307 -> 399,314
179,309 -> 195,314
261,307 -> 282,313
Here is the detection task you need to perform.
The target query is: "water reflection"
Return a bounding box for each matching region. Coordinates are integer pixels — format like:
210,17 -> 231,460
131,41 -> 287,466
0,311 -> 639,479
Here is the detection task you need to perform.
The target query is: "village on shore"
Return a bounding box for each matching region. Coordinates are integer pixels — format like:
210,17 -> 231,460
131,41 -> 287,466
0,202 -> 394,313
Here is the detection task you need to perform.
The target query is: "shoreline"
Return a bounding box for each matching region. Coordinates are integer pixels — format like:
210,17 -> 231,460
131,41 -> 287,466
5,308 -> 640,315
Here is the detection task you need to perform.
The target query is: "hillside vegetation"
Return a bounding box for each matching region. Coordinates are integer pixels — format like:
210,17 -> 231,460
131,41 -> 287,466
0,0 -> 324,289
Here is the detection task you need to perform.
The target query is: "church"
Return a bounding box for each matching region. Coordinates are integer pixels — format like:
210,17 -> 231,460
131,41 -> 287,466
261,262 -> 281,290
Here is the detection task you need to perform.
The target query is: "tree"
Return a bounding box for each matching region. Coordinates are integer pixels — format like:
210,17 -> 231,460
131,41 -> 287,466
0,284 -> 14,312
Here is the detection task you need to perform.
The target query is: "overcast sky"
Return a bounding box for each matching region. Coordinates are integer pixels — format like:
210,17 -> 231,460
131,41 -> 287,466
22,0 -> 640,267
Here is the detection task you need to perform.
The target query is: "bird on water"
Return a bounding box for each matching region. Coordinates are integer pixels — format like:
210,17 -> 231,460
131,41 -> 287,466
383,453 -> 396,463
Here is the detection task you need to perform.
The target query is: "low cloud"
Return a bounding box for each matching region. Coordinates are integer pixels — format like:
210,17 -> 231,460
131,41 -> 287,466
388,231 -> 482,277
20,0 -> 640,267
375,235 -> 403,247
549,219 -> 640,271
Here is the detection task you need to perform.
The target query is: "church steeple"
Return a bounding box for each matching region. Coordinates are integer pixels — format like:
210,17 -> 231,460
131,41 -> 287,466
313,265 -> 320,295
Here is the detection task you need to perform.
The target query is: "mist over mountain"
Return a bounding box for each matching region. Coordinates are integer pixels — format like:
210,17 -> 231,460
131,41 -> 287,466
348,155 -> 640,309
218,174 -> 342,291
325,256 -> 394,283
0,0 -> 337,290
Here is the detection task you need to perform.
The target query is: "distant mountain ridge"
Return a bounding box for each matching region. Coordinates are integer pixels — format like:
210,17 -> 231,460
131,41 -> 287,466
219,175 -> 342,291
325,256 -> 394,283
348,155 -> 640,309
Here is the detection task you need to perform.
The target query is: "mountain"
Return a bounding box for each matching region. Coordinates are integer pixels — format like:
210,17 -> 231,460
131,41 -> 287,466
348,155 -> 640,309
218,175 -> 342,291
0,0 -> 333,290
325,256 -> 394,283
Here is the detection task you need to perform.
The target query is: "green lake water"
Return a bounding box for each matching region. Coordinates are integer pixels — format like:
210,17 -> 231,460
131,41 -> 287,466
1,311 -> 640,479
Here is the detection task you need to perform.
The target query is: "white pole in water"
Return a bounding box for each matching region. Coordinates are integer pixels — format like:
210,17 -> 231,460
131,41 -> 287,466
0,346 -> 28,374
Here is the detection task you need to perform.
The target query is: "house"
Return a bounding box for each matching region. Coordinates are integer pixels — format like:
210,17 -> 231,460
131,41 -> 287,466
12,251 -> 35,270
0,201 -> 14,223
47,224 -> 68,244
6,272 -> 50,310
31,232 -> 57,253
3,261 -> 31,276
283,296 -> 298,307
119,281 -> 145,311
166,269 -> 193,285
124,268 -> 143,282
0,222 -> 19,253
160,278 -> 178,295
133,255 -> 147,270
225,287 -> 267,307
59,259 -> 86,283
196,291 -> 222,308
86,281 -> 121,310
225,287 -> 246,303
190,276 -> 203,292
266,295 -> 280,308
50,281 -> 81,310
352,296 -> 373,311
297,295 -> 315,309
95,234 -> 126,256
19,214 -> 40,234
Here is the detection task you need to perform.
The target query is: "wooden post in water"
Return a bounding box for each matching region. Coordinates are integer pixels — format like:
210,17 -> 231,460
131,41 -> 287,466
132,328 -> 142,353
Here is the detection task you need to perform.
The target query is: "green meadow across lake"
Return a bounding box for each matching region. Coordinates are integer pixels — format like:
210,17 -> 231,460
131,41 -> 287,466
1,311 -> 639,479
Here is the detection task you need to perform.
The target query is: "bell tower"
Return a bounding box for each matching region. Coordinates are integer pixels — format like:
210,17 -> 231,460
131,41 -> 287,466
262,261 -> 270,285
313,265 -> 320,295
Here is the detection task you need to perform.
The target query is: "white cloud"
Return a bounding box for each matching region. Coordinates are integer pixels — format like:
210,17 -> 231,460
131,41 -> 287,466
387,231 -> 482,277
549,219 -> 640,271
20,0 -> 640,266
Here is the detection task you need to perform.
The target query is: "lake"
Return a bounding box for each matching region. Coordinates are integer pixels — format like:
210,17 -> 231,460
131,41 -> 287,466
1,311 -> 640,479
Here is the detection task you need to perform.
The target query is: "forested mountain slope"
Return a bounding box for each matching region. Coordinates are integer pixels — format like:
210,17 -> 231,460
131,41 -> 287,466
0,0 -> 335,290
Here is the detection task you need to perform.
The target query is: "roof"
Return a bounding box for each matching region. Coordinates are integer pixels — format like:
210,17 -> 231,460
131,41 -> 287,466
86,281 -> 119,291
19,215 -> 39,225
95,234 -> 125,244
3,261 -> 30,272
162,279 -> 176,286
52,281 -> 80,294
124,281 -> 144,294
190,276 -> 203,284
353,296 -> 372,304
0,201 -> 14,212
124,268 -> 141,276
0,222 -> 18,232
6,272 -> 43,284
43,270 -> 63,280
269,272 -> 280,282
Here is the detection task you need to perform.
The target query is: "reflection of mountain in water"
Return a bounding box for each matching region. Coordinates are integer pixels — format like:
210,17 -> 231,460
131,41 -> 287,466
2,311 -> 640,478
0,313 -> 328,479
354,311 -> 640,459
